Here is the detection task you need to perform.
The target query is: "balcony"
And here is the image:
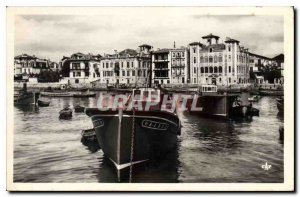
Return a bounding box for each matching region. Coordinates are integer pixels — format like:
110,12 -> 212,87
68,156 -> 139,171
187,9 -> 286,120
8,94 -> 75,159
153,59 -> 169,62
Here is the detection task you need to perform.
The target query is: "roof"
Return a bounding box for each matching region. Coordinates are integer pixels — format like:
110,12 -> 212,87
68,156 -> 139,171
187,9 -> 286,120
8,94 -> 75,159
249,52 -> 271,60
225,38 -> 240,44
139,44 -> 152,48
272,54 -> 284,61
152,49 -> 170,54
189,42 -> 202,46
14,54 -> 37,60
118,49 -> 138,56
202,33 -> 220,39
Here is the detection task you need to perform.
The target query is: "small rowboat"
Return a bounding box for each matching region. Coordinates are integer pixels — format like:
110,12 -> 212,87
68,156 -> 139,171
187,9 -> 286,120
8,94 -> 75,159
73,92 -> 96,98
59,107 -> 72,119
74,105 -> 85,113
81,128 -> 97,143
38,100 -> 50,107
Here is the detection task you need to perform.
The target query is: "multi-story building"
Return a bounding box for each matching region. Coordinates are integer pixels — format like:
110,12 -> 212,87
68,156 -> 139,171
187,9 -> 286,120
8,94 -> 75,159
98,44 -> 152,86
189,34 -> 250,85
14,54 -> 51,76
151,46 -> 188,85
68,52 -> 102,84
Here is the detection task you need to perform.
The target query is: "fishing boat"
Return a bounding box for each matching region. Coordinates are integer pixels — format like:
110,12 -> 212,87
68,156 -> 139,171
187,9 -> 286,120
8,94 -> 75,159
38,100 -> 50,107
248,95 -> 260,102
14,83 -> 39,106
188,85 -> 259,119
276,97 -> 284,113
85,88 -> 181,180
59,107 -> 73,119
74,105 -> 85,113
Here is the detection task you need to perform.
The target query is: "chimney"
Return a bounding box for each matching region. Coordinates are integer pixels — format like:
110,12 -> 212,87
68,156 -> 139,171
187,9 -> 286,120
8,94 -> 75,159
174,41 -> 176,48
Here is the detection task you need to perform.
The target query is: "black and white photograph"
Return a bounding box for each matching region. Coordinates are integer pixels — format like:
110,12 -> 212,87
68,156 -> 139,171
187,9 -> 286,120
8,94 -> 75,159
6,6 -> 294,191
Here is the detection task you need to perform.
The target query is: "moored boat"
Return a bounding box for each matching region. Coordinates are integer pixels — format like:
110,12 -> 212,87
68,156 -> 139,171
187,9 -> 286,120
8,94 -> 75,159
59,107 -> 73,119
14,83 -> 39,106
73,92 -> 96,98
38,100 -> 50,107
74,105 -> 85,113
187,85 -> 259,119
85,88 -> 181,181
276,97 -> 284,113
40,91 -> 74,97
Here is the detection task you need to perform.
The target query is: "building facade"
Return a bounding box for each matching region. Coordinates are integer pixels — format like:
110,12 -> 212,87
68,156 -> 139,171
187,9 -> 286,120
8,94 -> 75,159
14,54 -> 51,76
189,34 -> 250,86
68,53 -> 102,84
98,45 -> 152,86
151,46 -> 188,85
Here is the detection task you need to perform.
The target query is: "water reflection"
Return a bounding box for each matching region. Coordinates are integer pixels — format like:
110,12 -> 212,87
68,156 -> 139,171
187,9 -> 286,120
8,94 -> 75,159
96,145 -> 180,183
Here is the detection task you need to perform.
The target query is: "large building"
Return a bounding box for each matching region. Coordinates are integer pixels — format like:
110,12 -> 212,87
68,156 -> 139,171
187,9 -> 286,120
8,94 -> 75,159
98,44 -> 152,86
65,45 -> 152,86
14,54 -> 52,76
151,45 -> 188,85
67,52 -> 102,84
189,34 -> 250,85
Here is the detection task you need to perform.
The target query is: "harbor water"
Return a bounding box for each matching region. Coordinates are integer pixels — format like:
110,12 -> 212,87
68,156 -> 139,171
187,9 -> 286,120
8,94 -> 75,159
14,92 -> 284,183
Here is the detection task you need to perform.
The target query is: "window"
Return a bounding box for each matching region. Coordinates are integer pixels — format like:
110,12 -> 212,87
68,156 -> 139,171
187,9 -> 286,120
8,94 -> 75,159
194,57 -> 196,64
194,67 -> 196,74
127,62 -> 129,68
229,77 -> 231,83
209,67 -> 213,73
127,71 -> 130,76
193,48 -> 196,53
205,57 -> 208,63
131,62 -> 134,67
209,56 -> 213,63
214,67 -> 218,73
182,52 -> 184,57
229,66 -> 231,73
75,79 -> 79,84
219,66 -> 222,73
228,46 -> 231,52
210,48 -> 213,52
205,67 -> 208,73
167,80 -> 170,84
106,63 -> 109,68
218,56 -> 222,62
132,70 -> 135,76
77,72 -> 81,77
122,70 -> 125,76
73,72 -> 75,77
214,56 -> 218,63
172,53 -> 175,57
228,55 -> 231,62
200,56 -> 204,63
200,67 -> 204,73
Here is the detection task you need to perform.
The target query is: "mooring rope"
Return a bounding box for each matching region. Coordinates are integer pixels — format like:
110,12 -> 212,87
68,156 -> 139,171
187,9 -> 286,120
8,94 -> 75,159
129,107 -> 135,183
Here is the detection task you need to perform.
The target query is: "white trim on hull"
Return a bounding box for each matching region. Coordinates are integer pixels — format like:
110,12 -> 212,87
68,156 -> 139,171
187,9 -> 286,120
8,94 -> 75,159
108,157 -> 149,170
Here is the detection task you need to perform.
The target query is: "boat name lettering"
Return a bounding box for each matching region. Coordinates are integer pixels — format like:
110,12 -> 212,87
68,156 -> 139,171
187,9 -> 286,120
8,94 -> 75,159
93,119 -> 104,128
142,119 -> 169,130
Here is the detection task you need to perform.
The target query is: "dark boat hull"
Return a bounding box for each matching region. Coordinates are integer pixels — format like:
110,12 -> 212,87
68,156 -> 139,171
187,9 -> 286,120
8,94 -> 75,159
14,92 -> 39,105
86,109 -> 180,179
277,98 -> 284,113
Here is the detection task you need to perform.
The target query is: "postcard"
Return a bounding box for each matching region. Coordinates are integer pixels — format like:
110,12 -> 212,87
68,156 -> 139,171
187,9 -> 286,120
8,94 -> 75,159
6,6 -> 294,191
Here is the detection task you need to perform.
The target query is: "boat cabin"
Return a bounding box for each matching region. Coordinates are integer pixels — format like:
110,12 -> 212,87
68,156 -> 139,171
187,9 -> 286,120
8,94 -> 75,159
198,85 -> 218,96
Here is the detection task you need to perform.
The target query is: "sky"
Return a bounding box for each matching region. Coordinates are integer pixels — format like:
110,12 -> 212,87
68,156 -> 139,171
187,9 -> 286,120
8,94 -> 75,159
14,9 -> 284,63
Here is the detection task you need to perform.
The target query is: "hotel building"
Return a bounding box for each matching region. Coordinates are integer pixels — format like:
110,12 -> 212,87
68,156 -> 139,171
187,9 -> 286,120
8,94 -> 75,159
189,34 -> 250,85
